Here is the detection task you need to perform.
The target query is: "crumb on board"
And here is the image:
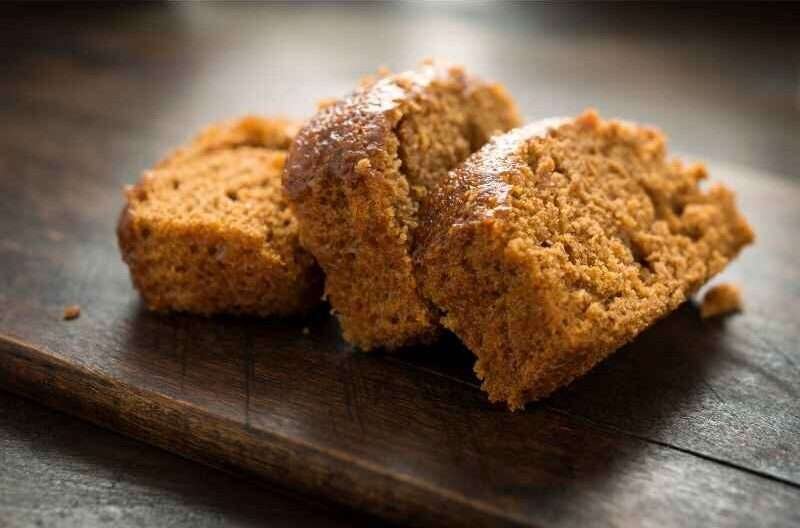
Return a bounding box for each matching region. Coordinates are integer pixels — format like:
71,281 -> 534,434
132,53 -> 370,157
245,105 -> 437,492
63,304 -> 81,320
302,326 -> 310,335
701,283 -> 742,318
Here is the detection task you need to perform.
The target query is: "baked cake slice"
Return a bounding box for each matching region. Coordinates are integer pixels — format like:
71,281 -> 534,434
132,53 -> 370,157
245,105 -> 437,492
416,110 -> 754,409
118,117 -> 321,316
284,61 -> 520,350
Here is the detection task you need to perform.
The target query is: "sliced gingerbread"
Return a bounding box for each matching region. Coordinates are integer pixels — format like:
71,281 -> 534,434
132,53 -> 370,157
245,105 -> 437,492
416,111 -> 754,409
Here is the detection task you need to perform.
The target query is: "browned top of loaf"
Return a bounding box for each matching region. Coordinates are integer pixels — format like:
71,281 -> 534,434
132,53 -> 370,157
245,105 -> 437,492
416,117 -> 569,250
419,111 -> 754,284
285,61 -> 519,204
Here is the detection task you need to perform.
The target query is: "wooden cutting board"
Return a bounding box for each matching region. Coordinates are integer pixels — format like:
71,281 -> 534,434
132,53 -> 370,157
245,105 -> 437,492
1,144 -> 799,527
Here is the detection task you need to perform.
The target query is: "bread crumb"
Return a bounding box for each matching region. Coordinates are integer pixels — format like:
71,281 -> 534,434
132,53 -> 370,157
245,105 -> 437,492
701,283 -> 742,318
302,327 -> 310,335
63,305 -> 81,320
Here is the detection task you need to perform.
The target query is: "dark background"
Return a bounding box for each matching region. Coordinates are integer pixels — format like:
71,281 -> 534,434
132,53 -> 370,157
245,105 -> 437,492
4,2 -> 800,177
1,3 -> 799,527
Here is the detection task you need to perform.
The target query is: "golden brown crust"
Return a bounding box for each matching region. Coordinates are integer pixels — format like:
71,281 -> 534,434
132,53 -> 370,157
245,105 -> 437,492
158,116 -> 300,168
700,283 -> 742,318
117,117 -> 321,317
417,110 -> 754,409
284,61 -> 520,350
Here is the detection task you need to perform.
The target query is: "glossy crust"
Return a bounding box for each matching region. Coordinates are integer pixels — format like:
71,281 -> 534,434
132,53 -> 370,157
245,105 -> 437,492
284,62 -> 520,350
118,117 -> 321,316
416,110 -> 755,409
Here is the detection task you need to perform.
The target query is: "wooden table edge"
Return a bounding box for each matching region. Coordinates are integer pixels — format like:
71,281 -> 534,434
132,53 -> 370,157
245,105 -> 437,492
0,332 -> 533,528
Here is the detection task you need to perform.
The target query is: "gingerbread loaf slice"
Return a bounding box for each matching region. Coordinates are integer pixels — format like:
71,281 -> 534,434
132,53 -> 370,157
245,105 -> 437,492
118,117 -> 321,316
284,62 -> 520,350
416,110 -> 754,409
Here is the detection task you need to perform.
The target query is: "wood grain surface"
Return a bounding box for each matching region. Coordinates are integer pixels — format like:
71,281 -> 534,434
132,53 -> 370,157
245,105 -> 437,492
0,392 -> 371,528
1,4 -> 799,527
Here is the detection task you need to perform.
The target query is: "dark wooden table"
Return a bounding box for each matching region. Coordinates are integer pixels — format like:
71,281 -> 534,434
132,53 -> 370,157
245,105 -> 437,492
1,4 -> 799,527
0,392 -> 371,527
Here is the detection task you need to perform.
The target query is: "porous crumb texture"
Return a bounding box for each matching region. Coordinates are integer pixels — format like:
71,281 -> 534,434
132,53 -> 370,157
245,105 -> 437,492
284,61 -> 520,350
118,117 -> 321,316
416,110 -> 754,409
701,283 -> 742,318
